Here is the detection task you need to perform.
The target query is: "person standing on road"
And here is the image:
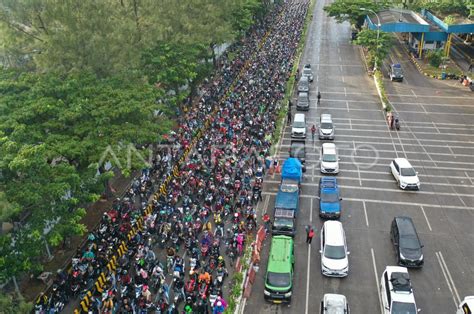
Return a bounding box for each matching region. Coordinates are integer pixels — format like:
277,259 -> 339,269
306,227 -> 315,244
311,124 -> 316,141
317,91 -> 321,104
287,110 -> 291,123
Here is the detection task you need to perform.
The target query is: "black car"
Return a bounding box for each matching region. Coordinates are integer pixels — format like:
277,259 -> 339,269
390,216 -> 424,267
289,140 -> 306,172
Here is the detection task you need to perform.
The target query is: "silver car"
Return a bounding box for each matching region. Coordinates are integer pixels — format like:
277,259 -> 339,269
302,65 -> 314,82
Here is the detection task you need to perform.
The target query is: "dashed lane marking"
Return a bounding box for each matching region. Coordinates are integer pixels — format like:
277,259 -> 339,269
420,206 -> 433,232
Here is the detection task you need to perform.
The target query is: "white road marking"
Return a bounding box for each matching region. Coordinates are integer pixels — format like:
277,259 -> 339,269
265,180 -> 474,198
465,171 -> 473,185
433,122 -> 441,134
386,93 -> 473,99
263,195 -> 270,214
317,106 -> 474,116
345,100 -> 349,112
420,104 -> 428,113
340,65 -> 343,72
447,145 -> 455,156
341,75 -> 345,83
436,251 -> 461,306
305,198 -> 314,314
411,89 -> 417,97
371,248 -> 383,314
420,206 -> 432,231
261,192 -> 474,211
331,117 -> 474,127
363,201 -> 369,227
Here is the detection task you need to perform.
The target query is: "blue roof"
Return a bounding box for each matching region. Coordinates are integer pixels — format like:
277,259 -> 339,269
281,158 -> 302,182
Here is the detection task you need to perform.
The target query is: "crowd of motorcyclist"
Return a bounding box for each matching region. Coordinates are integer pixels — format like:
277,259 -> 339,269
35,1 -> 309,313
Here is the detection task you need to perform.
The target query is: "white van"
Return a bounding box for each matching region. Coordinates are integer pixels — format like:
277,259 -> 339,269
291,113 -> 306,139
320,221 -> 349,277
320,143 -> 339,174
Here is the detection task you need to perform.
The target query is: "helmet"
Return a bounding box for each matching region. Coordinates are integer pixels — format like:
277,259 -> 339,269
218,256 -> 223,261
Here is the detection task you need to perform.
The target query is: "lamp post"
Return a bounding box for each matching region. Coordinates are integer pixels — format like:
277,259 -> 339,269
360,8 -> 381,71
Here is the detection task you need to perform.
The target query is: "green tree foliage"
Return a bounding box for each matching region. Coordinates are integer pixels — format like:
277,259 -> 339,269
324,0 -> 389,30
409,0 -> 469,17
354,29 -> 393,69
0,69 -> 171,279
426,49 -> 444,67
0,292 -> 33,314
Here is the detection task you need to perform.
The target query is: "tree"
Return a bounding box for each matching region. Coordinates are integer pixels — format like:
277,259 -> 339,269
324,0 -> 389,30
0,292 -> 33,313
409,0 -> 469,17
354,29 -> 393,69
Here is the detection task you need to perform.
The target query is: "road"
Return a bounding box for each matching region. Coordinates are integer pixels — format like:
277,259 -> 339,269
245,0 -> 474,313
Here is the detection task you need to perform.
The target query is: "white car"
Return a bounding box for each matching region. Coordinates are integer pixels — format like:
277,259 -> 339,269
380,266 -> 419,314
457,296 -> 474,314
390,158 -> 420,190
320,221 -> 349,277
320,293 -> 350,314
320,143 -> 339,174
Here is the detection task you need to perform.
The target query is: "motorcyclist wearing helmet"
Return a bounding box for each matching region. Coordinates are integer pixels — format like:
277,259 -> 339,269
217,255 -> 226,269
198,271 -> 211,285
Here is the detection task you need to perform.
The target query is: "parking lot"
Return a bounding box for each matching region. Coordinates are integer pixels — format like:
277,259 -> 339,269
244,0 -> 474,313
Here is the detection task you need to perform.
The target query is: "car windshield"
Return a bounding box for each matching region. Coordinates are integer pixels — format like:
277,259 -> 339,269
293,121 -> 305,128
291,146 -> 305,158
391,301 -> 417,314
298,95 -> 308,102
392,67 -> 402,75
303,68 -> 312,75
273,218 -> 293,228
323,154 -> 337,162
266,272 -> 290,288
280,182 -> 298,193
321,123 -> 333,129
400,235 -> 420,249
321,192 -> 339,203
324,245 -> 346,259
400,167 -> 416,176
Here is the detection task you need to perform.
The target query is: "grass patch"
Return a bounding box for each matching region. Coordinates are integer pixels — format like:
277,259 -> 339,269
374,70 -> 392,113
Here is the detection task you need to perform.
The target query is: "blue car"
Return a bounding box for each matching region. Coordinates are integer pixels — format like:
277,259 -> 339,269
317,177 -> 342,219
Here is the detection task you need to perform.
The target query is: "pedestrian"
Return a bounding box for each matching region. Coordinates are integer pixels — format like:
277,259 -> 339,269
311,124 -> 316,141
306,227 -> 315,244
390,113 -> 395,129
287,110 -> 291,123
288,99 -> 293,109
317,91 -> 321,104
263,213 -> 271,233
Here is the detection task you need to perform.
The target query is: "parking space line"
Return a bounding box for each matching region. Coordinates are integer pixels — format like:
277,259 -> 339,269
465,171 -> 473,185
411,89 -> 417,97
261,192 -> 474,211
371,248 -> 383,313
419,206 -> 432,232
305,197 -> 314,314
363,201 -> 369,227
386,93 -> 473,99
262,195 -> 270,215
433,122 -> 441,134
420,104 -> 428,113
331,117 -> 474,127
436,251 -> 461,306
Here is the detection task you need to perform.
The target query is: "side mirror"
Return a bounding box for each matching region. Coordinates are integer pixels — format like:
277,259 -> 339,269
347,251 -> 351,255
339,197 -> 343,201
420,244 -> 424,248
416,171 -> 419,175
319,250 -> 322,254
417,309 -> 421,312
338,158 -> 341,161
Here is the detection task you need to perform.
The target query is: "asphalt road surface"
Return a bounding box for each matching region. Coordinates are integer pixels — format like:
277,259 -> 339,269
244,0 -> 474,313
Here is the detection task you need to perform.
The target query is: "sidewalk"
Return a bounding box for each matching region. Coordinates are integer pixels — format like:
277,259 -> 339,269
17,170 -> 134,302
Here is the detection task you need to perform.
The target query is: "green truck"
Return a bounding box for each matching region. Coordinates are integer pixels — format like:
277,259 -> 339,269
264,235 -> 294,304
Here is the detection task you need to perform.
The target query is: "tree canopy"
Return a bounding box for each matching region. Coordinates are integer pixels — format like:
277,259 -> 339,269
0,0 -> 271,283
323,0 -> 389,30
354,29 -> 393,69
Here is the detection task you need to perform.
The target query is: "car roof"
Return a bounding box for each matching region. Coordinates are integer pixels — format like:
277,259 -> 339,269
324,221 -> 345,245
323,293 -> 347,311
392,63 -> 402,68
298,92 -> 309,97
394,158 -> 413,168
320,176 -> 337,186
322,143 -> 336,153
268,235 -> 293,273
384,266 -> 416,304
394,216 -> 417,235
321,114 -> 332,121
300,76 -> 309,82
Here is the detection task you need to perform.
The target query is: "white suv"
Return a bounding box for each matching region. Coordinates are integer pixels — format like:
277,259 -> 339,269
320,293 -> 350,313
380,266 -> 419,314
320,143 -> 339,174
320,221 -> 349,277
390,158 -> 420,190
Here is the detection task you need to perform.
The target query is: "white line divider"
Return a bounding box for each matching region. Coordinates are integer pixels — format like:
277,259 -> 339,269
436,251 -> 461,306
419,206 -> 432,232
371,248 -> 383,314
305,197 -> 314,314
363,201 -> 369,227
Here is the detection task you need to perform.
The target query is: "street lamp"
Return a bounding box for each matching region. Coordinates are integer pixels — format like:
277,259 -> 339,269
360,8 -> 381,71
